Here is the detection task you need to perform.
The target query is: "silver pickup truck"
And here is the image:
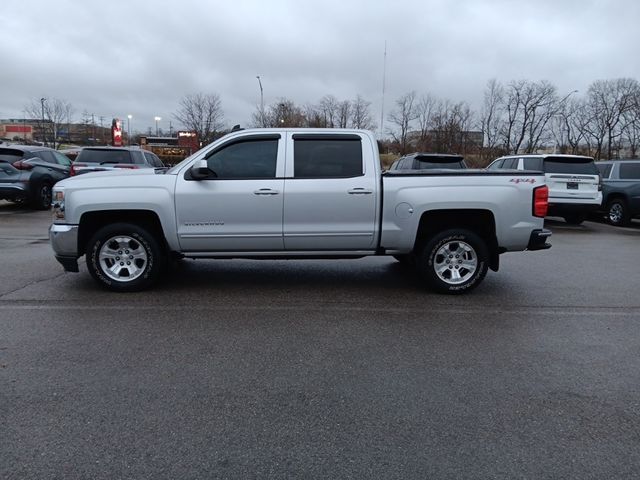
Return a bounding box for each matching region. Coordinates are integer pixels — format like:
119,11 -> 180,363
50,129 -> 551,294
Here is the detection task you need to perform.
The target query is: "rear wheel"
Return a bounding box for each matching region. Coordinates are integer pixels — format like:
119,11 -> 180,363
606,198 -> 629,226
86,223 -> 165,292
417,229 -> 489,294
30,181 -> 52,210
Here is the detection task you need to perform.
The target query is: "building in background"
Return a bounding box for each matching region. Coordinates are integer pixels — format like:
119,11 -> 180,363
139,131 -> 199,165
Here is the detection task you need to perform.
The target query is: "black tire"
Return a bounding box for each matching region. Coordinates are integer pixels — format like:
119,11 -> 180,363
606,198 -> 629,227
563,214 -> 586,225
417,229 -> 489,294
30,181 -> 52,210
86,223 -> 165,292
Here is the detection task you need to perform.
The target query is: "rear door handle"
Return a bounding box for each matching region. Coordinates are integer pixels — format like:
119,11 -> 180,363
253,188 -> 280,195
348,188 -> 373,195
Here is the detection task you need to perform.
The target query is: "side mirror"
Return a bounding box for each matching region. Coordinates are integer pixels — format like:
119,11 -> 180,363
190,159 -> 216,180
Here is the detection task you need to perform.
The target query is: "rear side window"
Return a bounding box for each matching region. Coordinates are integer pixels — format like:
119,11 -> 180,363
35,150 -> 56,163
619,162 -> 640,180
543,158 -> 598,175
597,163 -> 613,178
294,137 -> 363,178
78,149 -> 133,164
523,158 -> 543,170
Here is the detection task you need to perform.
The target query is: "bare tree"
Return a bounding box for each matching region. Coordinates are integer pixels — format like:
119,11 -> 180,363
583,78 -> 640,159
264,98 -> 305,127
174,93 -> 225,146
350,95 -> 375,130
500,80 -> 558,154
415,94 -> 436,151
26,97 -> 74,148
388,91 -> 418,154
479,79 -> 504,159
319,95 -> 339,127
431,100 -> 474,153
337,100 -> 351,128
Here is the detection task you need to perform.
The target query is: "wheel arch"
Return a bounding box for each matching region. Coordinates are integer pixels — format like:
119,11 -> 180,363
413,209 -> 500,271
78,210 -> 167,256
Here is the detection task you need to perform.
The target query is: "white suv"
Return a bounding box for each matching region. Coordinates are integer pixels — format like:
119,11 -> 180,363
488,154 -> 602,224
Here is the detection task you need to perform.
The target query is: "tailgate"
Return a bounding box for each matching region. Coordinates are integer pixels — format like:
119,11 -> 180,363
546,173 -> 600,200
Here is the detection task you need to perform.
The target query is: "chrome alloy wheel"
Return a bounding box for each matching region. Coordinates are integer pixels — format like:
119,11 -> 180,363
608,202 -> 623,224
433,240 -> 478,285
98,235 -> 148,282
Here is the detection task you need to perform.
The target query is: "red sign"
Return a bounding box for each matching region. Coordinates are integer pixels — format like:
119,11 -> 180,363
111,118 -> 122,146
6,125 -> 32,133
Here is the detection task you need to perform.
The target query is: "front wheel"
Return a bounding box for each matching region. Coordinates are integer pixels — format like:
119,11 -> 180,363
417,229 -> 489,294
86,223 -> 165,292
606,199 -> 629,226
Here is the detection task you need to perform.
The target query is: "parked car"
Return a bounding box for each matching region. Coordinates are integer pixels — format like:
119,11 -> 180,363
388,153 -> 466,171
0,145 -> 72,209
71,147 -> 164,176
487,154 -> 601,224
596,159 -> 640,226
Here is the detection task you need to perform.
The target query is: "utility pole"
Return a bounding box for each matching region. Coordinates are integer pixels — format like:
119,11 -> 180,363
256,75 -> 264,127
380,41 -> 387,138
40,97 -> 46,146
91,114 -> 96,144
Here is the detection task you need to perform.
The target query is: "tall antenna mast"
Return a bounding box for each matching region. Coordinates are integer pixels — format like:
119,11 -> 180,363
380,40 -> 387,137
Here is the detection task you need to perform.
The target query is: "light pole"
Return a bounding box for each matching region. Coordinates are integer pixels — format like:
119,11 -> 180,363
256,75 -> 264,126
127,115 -> 132,145
40,97 -> 46,146
154,116 -> 161,137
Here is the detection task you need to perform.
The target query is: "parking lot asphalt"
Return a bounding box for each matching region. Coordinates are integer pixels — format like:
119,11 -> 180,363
1,202 -> 639,479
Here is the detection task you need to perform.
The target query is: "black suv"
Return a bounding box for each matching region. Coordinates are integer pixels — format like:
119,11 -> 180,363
0,145 -> 72,209
596,159 -> 640,226
72,147 -> 164,176
389,153 -> 467,171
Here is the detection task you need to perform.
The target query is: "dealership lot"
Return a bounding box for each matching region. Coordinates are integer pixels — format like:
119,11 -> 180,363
1,201 -> 639,479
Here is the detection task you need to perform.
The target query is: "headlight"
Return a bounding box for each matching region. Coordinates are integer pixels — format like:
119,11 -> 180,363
52,189 -> 65,221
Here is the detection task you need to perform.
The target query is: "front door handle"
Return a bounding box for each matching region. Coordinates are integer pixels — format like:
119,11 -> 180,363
348,188 -> 373,195
254,188 -> 280,195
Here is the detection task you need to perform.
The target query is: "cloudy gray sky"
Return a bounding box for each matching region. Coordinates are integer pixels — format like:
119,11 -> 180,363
1,0 -> 638,134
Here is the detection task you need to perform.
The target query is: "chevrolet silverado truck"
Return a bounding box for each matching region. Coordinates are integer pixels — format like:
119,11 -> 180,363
50,129 -> 551,294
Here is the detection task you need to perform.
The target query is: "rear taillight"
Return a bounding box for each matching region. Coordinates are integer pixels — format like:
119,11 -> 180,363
533,185 -> 549,218
12,160 -> 34,170
70,163 -> 87,176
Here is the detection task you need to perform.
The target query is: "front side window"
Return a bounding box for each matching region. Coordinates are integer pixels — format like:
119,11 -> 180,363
293,138 -> 362,178
502,158 -> 518,169
206,139 -> 278,179
52,151 -> 71,166
487,159 -> 504,170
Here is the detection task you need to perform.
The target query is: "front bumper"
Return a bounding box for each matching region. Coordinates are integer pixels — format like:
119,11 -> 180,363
50,223 -> 79,272
527,228 -> 552,251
